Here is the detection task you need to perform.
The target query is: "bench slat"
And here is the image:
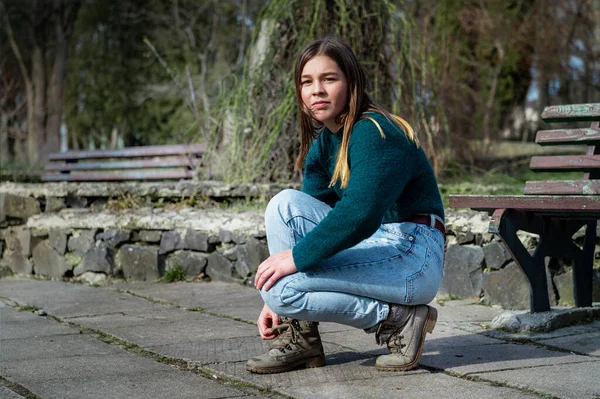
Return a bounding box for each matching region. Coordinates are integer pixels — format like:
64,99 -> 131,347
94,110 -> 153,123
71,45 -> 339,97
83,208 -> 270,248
48,144 -> 205,161
45,156 -> 197,172
541,103 -> 600,123
530,155 -> 600,171
524,180 -> 600,195
449,194 -> 600,212
535,128 -> 600,145
42,170 -> 194,182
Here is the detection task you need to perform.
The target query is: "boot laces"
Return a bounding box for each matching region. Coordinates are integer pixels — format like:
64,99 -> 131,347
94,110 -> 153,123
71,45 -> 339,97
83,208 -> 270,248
374,323 -> 406,352
271,319 -> 301,353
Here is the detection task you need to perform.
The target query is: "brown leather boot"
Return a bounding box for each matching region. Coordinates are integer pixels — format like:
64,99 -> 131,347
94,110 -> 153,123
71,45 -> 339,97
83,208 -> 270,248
246,318 -> 325,374
366,304 -> 437,371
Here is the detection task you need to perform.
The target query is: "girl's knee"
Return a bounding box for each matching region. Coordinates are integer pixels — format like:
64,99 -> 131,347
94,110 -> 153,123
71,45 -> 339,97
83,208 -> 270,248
265,189 -> 301,217
259,279 -> 306,317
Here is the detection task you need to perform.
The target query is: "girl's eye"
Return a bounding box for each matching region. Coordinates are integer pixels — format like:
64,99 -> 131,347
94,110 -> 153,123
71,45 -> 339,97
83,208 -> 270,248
301,80 -> 311,85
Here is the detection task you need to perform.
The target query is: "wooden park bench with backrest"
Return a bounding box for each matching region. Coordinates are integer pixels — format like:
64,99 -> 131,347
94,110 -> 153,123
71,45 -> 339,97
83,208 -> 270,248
449,103 -> 600,313
42,143 -> 205,182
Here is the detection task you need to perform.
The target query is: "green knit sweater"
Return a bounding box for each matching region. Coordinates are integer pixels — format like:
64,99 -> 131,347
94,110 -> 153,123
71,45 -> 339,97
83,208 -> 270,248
292,111 -> 444,271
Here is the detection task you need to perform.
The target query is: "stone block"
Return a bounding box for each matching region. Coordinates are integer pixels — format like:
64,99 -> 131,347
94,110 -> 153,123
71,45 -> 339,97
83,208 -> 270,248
118,244 -> 159,281
455,230 -> 475,245
182,230 -> 213,252
49,229 -> 68,255
595,269 -> 600,302
139,230 -> 162,243
45,197 -> 65,212
0,193 -> 41,220
32,240 -> 72,278
554,271 -> 574,306
218,229 -> 248,245
206,252 -> 243,283
482,261 -> 555,310
68,229 -> 97,257
222,247 -> 238,261
65,195 -> 87,208
208,235 -> 221,245
77,271 -> 107,285
517,231 -> 538,251
96,229 -> 130,247
483,240 -> 512,270
165,250 -> 208,277
235,238 -> 269,277
159,231 -> 183,254
554,269 -> 600,305
219,229 -> 233,244
13,229 -> 32,256
73,241 -> 114,276
90,198 -> 107,212
439,244 -> 484,299
0,249 -> 33,275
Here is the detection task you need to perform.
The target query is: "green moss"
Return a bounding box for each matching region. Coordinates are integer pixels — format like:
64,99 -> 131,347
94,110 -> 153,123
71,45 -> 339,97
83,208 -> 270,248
63,253 -> 82,266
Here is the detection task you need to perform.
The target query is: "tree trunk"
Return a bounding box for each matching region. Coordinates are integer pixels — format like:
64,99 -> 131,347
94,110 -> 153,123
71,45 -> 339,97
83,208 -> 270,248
30,45 -> 46,166
0,113 -> 9,164
45,1 -> 69,159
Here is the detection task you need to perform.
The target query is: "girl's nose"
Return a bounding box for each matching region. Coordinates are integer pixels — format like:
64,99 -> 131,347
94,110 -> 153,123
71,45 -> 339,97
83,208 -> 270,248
312,82 -> 325,95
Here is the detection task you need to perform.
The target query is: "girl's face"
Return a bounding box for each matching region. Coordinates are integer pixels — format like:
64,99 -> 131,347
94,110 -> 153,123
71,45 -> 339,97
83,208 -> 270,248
300,55 -> 349,132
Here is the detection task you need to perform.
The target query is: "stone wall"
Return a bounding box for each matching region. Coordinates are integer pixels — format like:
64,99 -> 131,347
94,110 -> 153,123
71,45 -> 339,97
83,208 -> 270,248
1,182 -> 599,309
443,210 -> 600,309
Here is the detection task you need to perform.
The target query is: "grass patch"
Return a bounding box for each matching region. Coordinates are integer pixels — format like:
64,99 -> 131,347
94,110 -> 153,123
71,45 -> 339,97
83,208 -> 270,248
17,304 -> 40,313
161,265 -> 187,283
105,193 -> 142,211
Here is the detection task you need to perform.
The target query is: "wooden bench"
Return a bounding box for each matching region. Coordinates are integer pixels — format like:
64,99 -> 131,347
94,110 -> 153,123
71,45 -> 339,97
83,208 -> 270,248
42,144 -> 204,182
450,103 -> 600,313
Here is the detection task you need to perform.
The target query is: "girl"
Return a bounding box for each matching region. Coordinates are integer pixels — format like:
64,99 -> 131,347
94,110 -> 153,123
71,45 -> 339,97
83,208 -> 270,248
246,38 -> 445,374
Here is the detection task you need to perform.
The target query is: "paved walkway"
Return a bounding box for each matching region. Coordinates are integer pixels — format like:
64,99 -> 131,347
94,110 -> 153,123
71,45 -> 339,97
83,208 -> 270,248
0,277 -> 598,399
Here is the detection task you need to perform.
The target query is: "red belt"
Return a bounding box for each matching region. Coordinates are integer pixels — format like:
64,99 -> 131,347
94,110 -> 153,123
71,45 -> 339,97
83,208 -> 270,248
407,215 -> 446,237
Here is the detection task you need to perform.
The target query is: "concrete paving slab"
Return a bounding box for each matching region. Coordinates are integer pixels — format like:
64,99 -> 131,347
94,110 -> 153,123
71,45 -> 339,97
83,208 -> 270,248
1,315 -> 76,340
0,305 -> 253,398
0,386 -> 26,399
321,322 -> 505,356
74,312 -> 258,347
270,370 -> 539,399
435,299 -> 504,322
471,361 -> 600,399
420,341 -> 597,374
0,305 -> 123,361
0,278 -> 161,318
115,282 -> 358,333
148,335 -> 349,365
537,331 -> 600,356
1,333 -> 123,362
2,356 -> 250,399
110,281 -> 263,312
207,352 -> 424,392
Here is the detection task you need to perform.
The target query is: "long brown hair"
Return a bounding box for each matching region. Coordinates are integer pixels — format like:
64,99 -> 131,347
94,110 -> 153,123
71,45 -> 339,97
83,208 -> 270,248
294,38 -> 418,188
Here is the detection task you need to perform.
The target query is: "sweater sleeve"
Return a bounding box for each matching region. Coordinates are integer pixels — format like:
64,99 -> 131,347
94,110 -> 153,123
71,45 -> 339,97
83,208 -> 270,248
292,119 -> 417,271
301,135 -> 338,205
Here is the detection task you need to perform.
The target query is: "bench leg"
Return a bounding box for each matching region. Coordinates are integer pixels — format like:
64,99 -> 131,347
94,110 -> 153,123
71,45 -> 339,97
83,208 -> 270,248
497,209 -> 551,313
573,220 -> 595,307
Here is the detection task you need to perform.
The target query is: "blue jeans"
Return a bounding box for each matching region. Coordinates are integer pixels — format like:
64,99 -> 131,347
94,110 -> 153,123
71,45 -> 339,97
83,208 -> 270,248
260,189 -> 445,330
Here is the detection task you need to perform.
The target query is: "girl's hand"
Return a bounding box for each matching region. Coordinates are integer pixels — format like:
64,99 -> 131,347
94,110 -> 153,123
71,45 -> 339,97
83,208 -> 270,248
254,249 -> 297,291
257,303 -> 280,340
